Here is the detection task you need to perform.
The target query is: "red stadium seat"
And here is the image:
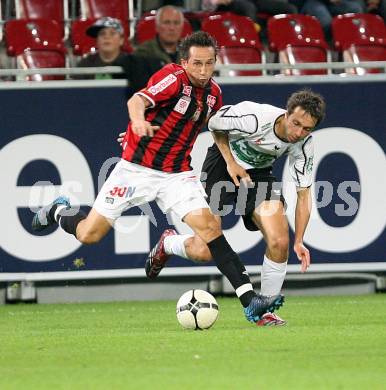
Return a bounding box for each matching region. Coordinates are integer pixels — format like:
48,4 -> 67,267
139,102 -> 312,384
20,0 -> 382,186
16,0 -> 66,20
15,0 -> 68,37
5,19 -> 66,81
80,0 -> 129,19
267,14 -> 329,75
71,18 -> 133,56
80,0 -> 133,44
201,13 -> 264,76
332,13 -> 386,74
71,19 -> 97,56
135,14 -> 193,44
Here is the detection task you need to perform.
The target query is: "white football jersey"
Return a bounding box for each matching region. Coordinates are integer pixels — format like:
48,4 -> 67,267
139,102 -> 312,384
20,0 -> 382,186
208,101 -> 314,188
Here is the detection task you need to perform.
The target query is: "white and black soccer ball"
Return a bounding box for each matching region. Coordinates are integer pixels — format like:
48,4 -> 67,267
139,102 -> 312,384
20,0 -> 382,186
176,289 -> 219,330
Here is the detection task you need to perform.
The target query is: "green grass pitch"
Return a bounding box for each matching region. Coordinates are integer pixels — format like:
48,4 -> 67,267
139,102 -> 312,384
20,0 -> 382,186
1,295 -> 385,389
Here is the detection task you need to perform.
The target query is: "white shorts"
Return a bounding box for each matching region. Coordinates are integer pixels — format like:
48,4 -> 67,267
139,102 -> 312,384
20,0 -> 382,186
93,159 -> 209,220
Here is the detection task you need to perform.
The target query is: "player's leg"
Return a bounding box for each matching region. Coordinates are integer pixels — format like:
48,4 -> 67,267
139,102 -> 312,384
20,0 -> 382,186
31,195 -> 113,244
184,209 -> 284,321
250,200 -> 289,326
147,165 -> 249,297
163,230 -> 212,262
32,159 -> 157,245
251,200 -> 289,297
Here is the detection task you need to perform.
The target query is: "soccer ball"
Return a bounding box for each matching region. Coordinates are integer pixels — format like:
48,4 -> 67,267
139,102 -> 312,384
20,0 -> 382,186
176,289 -> 219,330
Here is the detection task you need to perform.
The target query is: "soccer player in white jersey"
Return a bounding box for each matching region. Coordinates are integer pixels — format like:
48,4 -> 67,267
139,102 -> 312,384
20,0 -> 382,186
146,89 -> 326,326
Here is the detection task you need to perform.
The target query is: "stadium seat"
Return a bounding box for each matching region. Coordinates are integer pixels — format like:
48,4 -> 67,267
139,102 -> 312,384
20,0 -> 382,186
80,0 -> 134,35
80,0 -> 130,20
5,19 -> 67,81
267,14 -> 330,75
15,0 -> 69,37
331,13 -> 386,74
135,14 -> 193,44
71,18 -> 133,56
201,13 -> 264,76
15,0 -> 66,20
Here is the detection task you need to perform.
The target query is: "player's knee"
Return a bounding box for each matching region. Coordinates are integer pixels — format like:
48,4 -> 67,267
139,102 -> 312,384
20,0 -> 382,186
267,235 -> 289,256
77,229 -> 103,245
194,245 -> 212,262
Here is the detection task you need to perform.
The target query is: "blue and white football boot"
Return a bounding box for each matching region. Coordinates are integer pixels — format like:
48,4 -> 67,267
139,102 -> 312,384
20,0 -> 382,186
244,294 -> 285,323
31,196 -> 70,232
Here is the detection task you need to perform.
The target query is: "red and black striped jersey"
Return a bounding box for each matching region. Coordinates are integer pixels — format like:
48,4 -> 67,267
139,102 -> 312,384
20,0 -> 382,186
121,63 -> 222,173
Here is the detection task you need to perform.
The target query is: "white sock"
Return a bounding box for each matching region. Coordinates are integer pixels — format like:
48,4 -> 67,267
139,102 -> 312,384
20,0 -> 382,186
164,234 -> 192,259
54,205 -> 68,223
260,255 -> 287,296
235,283 -> 254,298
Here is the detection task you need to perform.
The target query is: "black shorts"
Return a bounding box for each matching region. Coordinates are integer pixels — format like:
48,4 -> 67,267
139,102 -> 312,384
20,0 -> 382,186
202,144 -> 285,231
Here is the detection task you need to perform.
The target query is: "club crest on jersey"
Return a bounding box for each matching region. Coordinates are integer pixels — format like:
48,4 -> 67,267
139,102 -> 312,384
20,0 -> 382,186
182,85 -> 192,96
174,96 -> 191,114
206,95 -> 216,108
148,74 -> 177,96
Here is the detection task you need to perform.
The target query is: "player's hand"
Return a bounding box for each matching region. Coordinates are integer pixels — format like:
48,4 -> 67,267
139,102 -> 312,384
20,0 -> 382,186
117,132 -> 125,146
131,119 -> 160,137
294,242 -> 310,273
226,161 -> 253,187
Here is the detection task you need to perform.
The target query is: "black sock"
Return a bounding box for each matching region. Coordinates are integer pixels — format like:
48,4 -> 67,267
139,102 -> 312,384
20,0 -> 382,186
57,208 -> 86,237
207,235 -> 256,307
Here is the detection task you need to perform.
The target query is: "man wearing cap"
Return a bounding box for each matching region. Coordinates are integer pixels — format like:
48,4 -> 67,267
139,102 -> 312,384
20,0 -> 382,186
76,17 -> 127,78
75,16 -> 164,92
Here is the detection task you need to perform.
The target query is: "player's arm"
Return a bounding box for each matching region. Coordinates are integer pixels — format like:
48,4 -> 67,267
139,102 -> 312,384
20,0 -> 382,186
294,187 -> 312,273
211,130 -> 252,187
127,94 -> 160,137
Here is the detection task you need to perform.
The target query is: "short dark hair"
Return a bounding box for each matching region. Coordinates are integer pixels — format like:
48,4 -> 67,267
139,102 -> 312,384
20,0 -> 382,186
179,31 -> 217,60
286,89 -> 326,126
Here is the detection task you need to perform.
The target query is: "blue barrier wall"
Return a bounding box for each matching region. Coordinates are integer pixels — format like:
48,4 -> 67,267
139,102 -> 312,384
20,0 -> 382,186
0,81 -> 385,274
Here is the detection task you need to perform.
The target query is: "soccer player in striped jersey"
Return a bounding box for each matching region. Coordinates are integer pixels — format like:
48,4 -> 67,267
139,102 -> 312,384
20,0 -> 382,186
32,31 -> 284,325
151,89 -> 326,326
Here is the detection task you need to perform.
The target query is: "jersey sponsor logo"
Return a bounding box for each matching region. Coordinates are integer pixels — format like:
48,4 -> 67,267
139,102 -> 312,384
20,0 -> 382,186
109,186 -> 136,198
207,95 -> 216,108
182,85 -> 192,96
231,139 -> 276,168
174,96 -> 191,114
148,74 -> 177,96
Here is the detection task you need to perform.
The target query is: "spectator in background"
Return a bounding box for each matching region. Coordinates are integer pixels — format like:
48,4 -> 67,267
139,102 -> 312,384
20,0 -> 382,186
361,0 -> 386,21
202,0 -> 259,22
76,17 -> 127,78
295,0 -> 365,40
134,6 -> 185,65
252,0 -> 298,15
75,17 -> 163,92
